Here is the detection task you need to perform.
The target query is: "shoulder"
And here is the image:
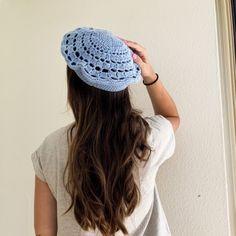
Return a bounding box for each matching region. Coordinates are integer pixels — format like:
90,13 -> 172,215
39,122 -> 73,150
144,114 -> 173,131
143,114 -> 176,165
144,115 -> 174,146
30,122 -> 74,186
45,122 -> 73,142
31,122 -> 74,167
31,123 -> 73,198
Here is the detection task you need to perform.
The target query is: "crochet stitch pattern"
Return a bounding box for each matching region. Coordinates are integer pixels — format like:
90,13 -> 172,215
60,27 -> 141,91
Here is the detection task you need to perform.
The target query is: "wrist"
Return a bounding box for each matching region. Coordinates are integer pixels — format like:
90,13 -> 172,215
143,72 -> 157,83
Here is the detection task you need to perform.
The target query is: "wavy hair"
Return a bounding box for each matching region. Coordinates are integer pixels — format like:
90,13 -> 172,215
62,65 -> 153,235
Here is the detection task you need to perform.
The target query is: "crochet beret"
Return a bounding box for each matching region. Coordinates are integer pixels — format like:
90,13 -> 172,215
60,27 -> 141,91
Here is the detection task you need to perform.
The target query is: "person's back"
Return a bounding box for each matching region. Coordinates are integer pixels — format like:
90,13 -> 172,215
31,27 -> 180,236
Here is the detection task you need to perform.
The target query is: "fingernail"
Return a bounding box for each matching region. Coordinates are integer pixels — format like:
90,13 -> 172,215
133,54 -> 137,59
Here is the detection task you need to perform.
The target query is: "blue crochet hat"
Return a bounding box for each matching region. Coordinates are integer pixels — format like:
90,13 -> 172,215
60,27 -> 141,92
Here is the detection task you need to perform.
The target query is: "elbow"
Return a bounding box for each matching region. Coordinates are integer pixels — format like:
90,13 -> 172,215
34,228 -> 57,236
176,116 -> 181,128
174,116 -> 181,131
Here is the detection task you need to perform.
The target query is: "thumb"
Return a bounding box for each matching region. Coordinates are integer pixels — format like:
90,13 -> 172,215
132,53 -> 144,68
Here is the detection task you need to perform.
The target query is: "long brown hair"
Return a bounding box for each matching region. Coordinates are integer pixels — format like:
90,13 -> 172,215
62,65 -> 153,235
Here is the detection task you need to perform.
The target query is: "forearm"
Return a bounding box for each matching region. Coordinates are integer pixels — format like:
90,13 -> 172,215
144,73 -> 179,117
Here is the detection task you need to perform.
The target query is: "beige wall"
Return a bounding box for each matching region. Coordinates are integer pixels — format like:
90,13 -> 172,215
0,0 -> 233,235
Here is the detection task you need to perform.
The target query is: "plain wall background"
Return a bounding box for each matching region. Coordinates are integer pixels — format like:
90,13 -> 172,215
0,0 -> 231,235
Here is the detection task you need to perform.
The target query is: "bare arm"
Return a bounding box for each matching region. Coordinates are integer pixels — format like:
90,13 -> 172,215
117,36 -> 180,132
33,175 -> 57,236
144,74 -> 180,132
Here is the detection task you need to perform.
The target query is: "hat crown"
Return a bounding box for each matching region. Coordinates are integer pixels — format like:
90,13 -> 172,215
60,27 -> 141,91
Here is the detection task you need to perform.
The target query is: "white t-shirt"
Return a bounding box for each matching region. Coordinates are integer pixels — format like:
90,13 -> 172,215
31,114 -> 176,236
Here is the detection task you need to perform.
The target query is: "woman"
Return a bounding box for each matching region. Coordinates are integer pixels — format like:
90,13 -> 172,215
31,27 -> 180,236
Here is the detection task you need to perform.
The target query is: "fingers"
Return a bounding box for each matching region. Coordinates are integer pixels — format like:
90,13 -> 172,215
118,37 -> 146,52
117,36 -> 148,64
132,53 -> 145,68
116,35 -> 148,63
117,36 -> 126,41
126,41 -> 146,52
117,36 -> 128,42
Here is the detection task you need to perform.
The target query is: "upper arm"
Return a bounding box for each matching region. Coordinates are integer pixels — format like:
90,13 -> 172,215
33,175 -> 57,236
164,116 -> 180,133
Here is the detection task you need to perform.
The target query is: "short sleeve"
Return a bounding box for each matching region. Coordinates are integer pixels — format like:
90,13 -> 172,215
145,114 -> 176,167
31,148 -> 47,182
30,127 -> 68,199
